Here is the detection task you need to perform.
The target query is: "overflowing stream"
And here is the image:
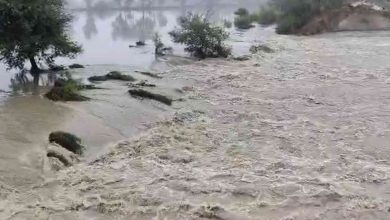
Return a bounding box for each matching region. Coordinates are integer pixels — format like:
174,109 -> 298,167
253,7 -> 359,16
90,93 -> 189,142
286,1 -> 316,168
3,3 -> 390,220
0,7 -> 266,191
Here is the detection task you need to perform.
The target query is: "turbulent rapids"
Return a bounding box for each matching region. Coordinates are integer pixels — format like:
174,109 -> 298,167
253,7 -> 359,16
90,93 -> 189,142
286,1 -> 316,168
1,30 -> 390,219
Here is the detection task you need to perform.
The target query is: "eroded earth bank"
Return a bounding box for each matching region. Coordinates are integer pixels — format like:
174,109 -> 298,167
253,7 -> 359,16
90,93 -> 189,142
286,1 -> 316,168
2,31 -> 390,219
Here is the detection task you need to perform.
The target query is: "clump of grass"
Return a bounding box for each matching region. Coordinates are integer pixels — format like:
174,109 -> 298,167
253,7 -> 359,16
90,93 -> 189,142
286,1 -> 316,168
45,76 -> 90,102
49,131 -> 85,155
88,71 -> 135,82
129,89 -> 172,105
106,71 -> 135,81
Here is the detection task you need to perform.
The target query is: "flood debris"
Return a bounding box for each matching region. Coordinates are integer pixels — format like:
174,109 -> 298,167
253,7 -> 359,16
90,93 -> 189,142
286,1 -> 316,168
129,41 -> 146,47
250,44 -> 274,54
135,70 -> 163,79
233,55 -> 252,61
129,89 -> 172,105
136,41 -> 146,46
89,71 -> 136,82
49,131 -> 85,155
69,63 -> 85,69
128,80 -> 156,88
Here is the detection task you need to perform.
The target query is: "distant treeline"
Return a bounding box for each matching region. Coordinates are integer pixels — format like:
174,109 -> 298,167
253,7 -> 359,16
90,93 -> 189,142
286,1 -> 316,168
66,0 -> 267,10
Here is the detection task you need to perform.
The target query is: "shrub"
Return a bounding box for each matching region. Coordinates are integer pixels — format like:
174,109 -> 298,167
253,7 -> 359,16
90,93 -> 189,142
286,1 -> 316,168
234,8 -> 249,16
45,79 -> 90,102
169,13 -> 231,59
234,15 -> 255,29
256,6 -> 279,25
153,33 -> 165,56
45,73 -> 91,101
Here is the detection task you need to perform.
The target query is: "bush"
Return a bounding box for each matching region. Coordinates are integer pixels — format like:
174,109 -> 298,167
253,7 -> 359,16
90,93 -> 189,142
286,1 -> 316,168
234,8 -> 250,16
234,15 -> 255,29
169,13 -> 231,59
45,75 -> 90,102
256,6 -> 279,25
153,33 -> 165,56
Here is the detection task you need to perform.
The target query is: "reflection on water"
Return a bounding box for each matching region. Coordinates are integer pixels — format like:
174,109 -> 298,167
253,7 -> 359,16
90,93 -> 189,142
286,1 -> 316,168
9,72 -> 57,95
0,4 -> 266,93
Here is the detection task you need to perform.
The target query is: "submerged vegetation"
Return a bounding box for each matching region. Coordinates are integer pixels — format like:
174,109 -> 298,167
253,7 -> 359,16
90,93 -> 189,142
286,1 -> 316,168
169,13 -> 231,59
69,64 -> 85,69
129,89 -> 173,105
49,131 -> 85,155
89,71 -> 136,82
45,73 -> 91,102
233,7 -> 257,29
0,0 -> 81,74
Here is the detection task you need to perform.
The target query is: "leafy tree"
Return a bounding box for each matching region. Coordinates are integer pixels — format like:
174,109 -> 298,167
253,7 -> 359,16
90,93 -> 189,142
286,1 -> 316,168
169,13 -> 231,59
0,0 -> 82,74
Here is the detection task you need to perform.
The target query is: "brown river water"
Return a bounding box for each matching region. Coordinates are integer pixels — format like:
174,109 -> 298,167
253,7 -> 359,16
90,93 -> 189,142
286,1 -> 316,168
2,3 -> 390,220
0,7 -> 266,191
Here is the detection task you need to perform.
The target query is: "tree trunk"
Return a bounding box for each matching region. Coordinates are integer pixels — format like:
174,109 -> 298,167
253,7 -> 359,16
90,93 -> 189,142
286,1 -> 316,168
29,57 -> 40,75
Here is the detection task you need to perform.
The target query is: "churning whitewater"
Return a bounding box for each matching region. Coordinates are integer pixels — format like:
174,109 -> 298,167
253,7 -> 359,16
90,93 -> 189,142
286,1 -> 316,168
2,31 -> 390,219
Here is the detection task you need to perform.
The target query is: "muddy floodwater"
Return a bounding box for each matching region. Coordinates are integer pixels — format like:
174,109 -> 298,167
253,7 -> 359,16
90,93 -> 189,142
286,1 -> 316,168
2,3 -> 390,220
0,8 -> 266,192
1,24 -> 390,219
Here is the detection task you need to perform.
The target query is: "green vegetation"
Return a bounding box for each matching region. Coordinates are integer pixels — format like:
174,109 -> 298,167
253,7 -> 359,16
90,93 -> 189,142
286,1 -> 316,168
169,13 -> 231,59
234,8 -> 250,16
153,33 -> 165,56
129,89 -> 173,105
0,0 -> 82,74
256,6 -> 279,25
88,71 -> 136,82
49,131 -> 85,155
45,78 -> 90,102
223,20 -> 233,28
255,0 -> 344,34
234,15 -> 255,29
45,73 -> 92,102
